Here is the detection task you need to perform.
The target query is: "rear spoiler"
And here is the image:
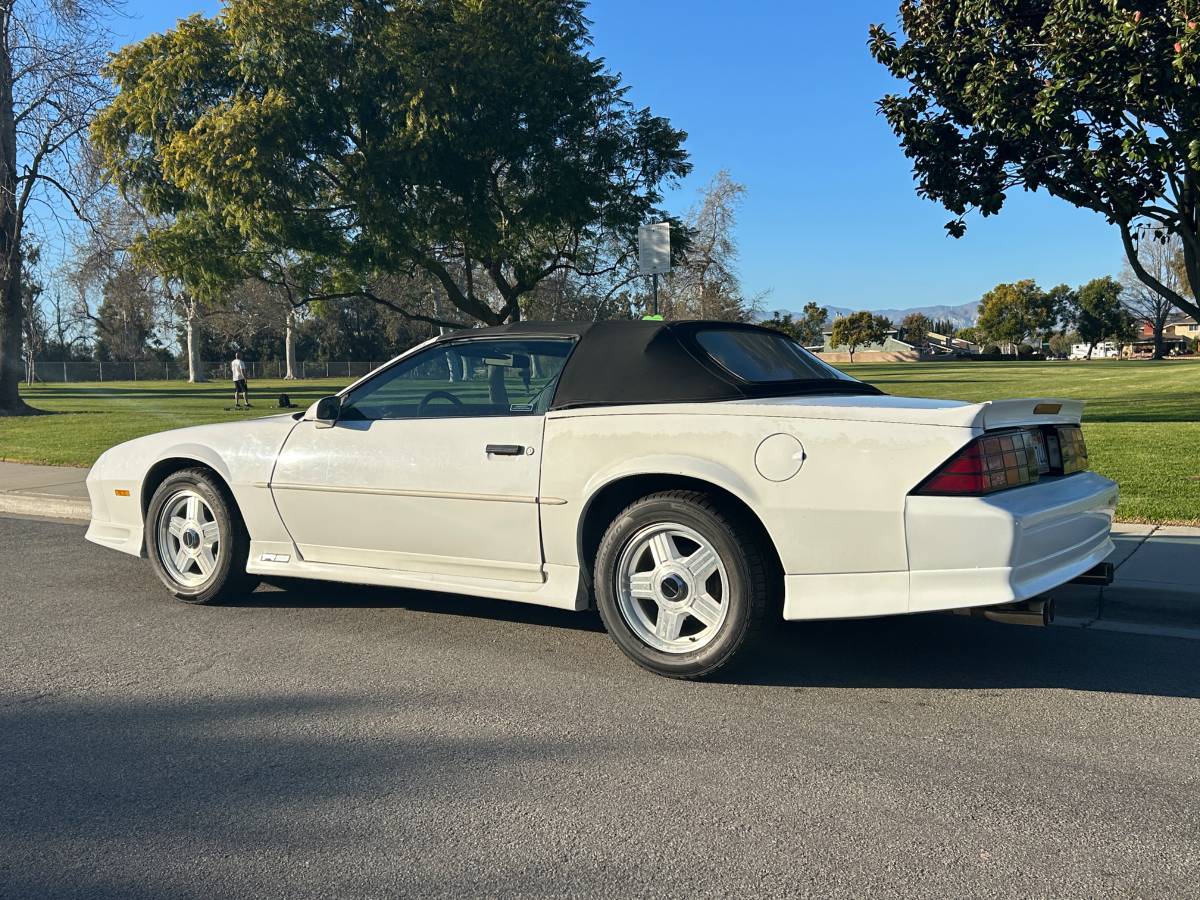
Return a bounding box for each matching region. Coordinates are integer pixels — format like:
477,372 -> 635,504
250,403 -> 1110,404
980,398 -> 1083,431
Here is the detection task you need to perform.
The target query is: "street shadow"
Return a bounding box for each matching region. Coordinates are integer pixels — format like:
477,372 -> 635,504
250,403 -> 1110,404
225,579 -> 1200,699
729,612 -> 1200,698
0,692 -> 589,899
229,577 -> 607,634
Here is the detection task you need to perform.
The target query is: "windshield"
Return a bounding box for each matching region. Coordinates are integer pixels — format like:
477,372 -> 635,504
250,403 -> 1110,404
694,328 -> 855,383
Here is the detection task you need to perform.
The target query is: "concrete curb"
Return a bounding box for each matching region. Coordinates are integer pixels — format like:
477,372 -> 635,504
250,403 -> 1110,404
0,492 -> 91,522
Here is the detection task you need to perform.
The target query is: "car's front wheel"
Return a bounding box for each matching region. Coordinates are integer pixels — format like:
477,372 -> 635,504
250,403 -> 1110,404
594,490 -> 771,679
145,468 -> 254,604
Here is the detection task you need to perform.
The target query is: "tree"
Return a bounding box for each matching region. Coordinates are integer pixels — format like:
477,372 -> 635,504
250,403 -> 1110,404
19,249 -> 43,383
38,287 -> 90,363
73,195 -> 216,382
89,262 -> 163,362
1048,332 -> 1076,359
763,312 -> 802,341
765,301 -> 827,346
899,312 -> 933,348
1122,233 -> 1191,358
870,1 -> 1200,324
956,326 -> 983,346
1074,276 -> 1135,359
829,311 -> 891,362
976,280 -> 1065,355
0,0 -> 115,414
797,302 -> 829,345
658,171 -> 759,321
93,0 -> 690,329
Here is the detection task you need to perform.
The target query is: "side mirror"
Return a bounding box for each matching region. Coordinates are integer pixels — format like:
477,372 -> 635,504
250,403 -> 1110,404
311,395 -> 342,428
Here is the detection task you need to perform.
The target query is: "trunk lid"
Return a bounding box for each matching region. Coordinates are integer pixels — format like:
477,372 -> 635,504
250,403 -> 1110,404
726,395 -> 1084,430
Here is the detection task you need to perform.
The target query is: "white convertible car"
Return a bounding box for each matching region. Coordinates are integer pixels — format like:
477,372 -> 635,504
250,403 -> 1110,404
86,321 -> 1117,678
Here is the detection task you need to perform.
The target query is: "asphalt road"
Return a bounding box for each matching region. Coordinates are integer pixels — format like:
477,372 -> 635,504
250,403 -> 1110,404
2,515 -> 1199,899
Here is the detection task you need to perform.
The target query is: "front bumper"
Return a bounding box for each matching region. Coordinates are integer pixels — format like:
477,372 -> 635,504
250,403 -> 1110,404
83,453 -> 145,557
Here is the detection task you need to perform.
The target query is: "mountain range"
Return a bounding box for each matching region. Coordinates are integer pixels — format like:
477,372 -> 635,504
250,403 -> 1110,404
774,301 -> 980,330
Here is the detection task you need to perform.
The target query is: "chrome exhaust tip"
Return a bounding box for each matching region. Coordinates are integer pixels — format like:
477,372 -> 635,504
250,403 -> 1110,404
954,598 -> 1055,627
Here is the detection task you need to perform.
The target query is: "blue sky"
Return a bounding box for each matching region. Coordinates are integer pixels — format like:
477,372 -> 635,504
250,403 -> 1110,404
114,0 -> 1123,313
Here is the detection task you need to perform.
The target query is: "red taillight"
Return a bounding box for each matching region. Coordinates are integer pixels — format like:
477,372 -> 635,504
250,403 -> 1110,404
914,430 -> 1042,496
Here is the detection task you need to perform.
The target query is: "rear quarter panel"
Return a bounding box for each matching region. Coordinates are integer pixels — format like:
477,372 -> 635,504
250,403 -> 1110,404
540,408 -> 972,580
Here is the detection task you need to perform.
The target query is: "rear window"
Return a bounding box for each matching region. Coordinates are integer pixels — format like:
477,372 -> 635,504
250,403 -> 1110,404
694,329 -> 852,383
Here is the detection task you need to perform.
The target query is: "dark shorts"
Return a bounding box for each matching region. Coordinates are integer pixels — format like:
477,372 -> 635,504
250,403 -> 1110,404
234,379 -> 248,392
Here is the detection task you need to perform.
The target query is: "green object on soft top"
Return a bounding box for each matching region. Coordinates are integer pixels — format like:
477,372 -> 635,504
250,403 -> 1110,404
641,314 -> 664,321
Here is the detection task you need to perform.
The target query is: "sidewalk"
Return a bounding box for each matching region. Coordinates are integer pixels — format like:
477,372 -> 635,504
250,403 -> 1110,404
1056,524 -> 1200,628
1,461 -> 1197,630
0,462 -> 91,520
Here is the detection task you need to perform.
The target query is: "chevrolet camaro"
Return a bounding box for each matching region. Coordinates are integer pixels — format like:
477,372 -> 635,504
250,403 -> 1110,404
85,320 -> 1117,678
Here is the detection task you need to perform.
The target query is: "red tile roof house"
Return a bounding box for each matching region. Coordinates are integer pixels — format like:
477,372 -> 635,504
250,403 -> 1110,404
1125,315 -> 1196,357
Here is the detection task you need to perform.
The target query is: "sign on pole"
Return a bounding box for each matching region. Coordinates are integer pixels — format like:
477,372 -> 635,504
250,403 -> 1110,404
638,222 -> 671,276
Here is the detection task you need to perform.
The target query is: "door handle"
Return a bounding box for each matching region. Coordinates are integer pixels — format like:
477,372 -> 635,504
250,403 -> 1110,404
486,444 -> 525,456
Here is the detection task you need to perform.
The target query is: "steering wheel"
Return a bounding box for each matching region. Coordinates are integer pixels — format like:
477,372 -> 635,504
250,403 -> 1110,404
417,389 -> 465,416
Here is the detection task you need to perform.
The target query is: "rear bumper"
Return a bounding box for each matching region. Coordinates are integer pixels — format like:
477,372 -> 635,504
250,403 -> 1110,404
905,471 -> 1117,613
783,471 -> 1117,620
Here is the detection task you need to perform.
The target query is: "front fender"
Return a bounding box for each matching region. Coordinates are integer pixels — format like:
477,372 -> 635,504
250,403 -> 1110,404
141,443 -> 235,508
85,416 -> 299,558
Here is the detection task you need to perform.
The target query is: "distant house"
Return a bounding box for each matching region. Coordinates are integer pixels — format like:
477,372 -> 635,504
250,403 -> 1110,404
925,331 -> 982,356
1125,319 -> 1193,357
1164,314 -> 1200,339
821,327 -> 914,354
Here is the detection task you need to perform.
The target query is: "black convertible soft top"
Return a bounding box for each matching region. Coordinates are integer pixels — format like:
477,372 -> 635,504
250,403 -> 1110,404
434,320 -> 882,411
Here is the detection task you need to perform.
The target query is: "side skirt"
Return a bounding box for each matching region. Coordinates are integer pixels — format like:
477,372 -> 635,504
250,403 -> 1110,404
246,540 -> 586,611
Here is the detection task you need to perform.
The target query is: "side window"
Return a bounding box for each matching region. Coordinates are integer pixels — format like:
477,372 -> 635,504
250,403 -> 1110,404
340,338 -> 574,421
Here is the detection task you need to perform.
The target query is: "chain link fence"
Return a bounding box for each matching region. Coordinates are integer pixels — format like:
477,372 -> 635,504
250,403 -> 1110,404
28,360 -> 386,384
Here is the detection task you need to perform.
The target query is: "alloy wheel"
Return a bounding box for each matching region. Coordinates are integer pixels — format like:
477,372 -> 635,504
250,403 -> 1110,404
156,489 -> 221,588
615,522 -> 730,654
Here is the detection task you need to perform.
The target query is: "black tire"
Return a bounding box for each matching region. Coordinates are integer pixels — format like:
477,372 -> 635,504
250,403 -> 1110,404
594,490 -> 771,679
145,467 -> 256,605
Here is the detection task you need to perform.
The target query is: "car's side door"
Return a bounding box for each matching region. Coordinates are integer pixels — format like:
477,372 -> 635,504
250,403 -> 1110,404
269,337 -> 574,584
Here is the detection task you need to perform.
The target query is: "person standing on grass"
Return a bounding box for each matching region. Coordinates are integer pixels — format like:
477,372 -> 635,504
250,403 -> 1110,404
231,352 -> 251,409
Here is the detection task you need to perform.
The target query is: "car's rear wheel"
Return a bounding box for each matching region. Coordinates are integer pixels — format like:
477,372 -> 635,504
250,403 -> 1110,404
145,468 -> 254,604
594,490 -> 771,679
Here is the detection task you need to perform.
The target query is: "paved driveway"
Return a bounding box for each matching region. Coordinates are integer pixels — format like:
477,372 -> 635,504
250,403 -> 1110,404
3,515 -> 1198,898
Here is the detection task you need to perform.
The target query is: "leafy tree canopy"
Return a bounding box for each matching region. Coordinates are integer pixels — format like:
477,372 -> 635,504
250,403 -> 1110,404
1074,275 -> 1136,354
92,0 -> 691,325
829,310 -> 892,361
764,301 -> 827,346
976,279 -> 1067,350
899,311 -> 934,345
870,1 -> 1200,321
956,325 -> 984,345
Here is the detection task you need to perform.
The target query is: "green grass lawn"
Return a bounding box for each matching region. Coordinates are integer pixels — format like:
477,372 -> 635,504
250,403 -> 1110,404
7,359 -> 1199,524
5,378 -> 350,468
